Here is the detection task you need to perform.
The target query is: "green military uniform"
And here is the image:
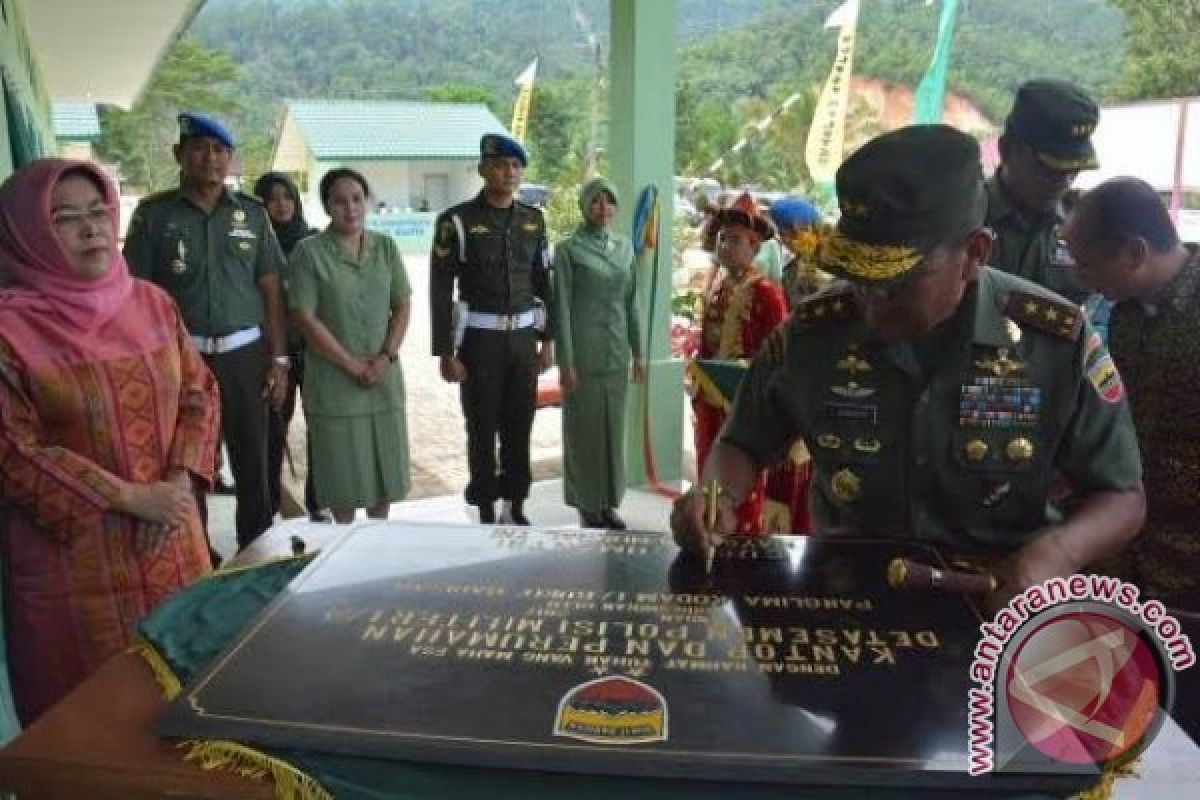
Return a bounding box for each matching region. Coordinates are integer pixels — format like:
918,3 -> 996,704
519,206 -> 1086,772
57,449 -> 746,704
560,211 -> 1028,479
288,229 -> 411,509
430,135 -> 554,514
985,176 -> 1090,303
987,80 -> 1099,304
720,124 -> 1142,554
124,183 -> 284,547
722,270 -> 1141,551
553,178 -> 642,520
124,188 -> 281,337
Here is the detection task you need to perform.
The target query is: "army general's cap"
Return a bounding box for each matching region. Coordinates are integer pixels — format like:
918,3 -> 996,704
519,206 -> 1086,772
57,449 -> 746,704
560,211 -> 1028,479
177,112 -> 235,149
818,125 -> 986,287
1004,79 -> 1099,172
480,133 -> 527,167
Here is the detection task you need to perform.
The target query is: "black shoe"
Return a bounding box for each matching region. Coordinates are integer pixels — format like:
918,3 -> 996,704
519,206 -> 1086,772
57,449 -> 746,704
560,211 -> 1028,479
308,510 -> 333,524
600,509 -> 627,530
509,501 -> 530,526
477,503 -> 496,524
580,511 -> 606,528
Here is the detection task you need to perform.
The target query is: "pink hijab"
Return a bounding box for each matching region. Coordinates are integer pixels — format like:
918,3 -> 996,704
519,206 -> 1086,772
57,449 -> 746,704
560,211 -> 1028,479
0,159 -> 168,364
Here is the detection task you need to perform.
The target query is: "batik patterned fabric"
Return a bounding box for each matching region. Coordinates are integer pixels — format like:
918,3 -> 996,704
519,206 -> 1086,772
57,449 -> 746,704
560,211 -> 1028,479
0,281 -> 218,723
1102,249 -> 1200,608
693,267 -> 787,535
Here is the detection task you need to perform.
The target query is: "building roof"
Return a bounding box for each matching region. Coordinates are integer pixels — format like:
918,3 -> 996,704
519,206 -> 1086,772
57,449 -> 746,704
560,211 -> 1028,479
28,1 -> 204,109
281,101 -> 510,162
52,101 -> 102,141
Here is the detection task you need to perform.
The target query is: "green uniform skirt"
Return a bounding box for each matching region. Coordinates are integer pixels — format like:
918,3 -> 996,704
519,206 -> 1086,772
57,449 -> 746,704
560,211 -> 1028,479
562,371 -> 628,513
308,408 -> 410,510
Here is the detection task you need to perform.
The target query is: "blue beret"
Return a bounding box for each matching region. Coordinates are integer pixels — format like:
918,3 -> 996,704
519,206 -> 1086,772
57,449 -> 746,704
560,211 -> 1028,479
480,133 -> 527,167
769,196 -> 821,230
178,112 -> 235,149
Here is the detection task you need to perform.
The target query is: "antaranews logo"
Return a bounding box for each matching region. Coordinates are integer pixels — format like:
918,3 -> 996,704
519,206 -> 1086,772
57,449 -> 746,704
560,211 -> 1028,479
967,574 -> 1195,776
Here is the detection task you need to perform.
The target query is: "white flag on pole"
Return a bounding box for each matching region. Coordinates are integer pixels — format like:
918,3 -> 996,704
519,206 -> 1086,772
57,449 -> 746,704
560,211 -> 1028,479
514,59 -> 539,88
824,0 -> 860,29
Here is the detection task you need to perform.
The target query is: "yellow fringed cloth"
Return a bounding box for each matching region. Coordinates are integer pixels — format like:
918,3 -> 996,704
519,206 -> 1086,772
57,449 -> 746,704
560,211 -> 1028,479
132,554 -> 332,800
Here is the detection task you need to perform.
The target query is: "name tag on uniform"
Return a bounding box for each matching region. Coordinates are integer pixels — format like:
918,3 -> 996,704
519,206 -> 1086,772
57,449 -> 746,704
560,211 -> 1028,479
825,401 -> 877,424
229,229 -> 258,240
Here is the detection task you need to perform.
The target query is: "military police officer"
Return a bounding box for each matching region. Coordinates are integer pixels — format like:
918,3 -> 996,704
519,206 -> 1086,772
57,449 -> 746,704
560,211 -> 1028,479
671,125 -> 1145,604
124,113 -> 288,550
987,79 -> 1100,304
430,133 -> 554,525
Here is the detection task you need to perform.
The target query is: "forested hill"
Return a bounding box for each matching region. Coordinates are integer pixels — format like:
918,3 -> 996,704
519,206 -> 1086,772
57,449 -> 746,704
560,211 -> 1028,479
678,0 -> 1123,121
168,0 -> 1125,187
190,0 -> 1122,117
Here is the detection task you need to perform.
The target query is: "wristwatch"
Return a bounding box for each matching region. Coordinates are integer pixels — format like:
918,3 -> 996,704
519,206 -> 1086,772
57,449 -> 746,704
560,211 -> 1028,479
272,355 -> 290,367
384,351 -> 399,363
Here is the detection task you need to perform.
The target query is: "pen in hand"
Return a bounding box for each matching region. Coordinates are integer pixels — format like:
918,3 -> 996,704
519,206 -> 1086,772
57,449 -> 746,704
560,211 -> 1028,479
702,479 -> 721,575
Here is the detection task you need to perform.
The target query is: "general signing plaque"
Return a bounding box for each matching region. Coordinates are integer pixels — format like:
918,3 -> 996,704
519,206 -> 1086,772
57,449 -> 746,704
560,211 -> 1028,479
159,524 -> 1097,792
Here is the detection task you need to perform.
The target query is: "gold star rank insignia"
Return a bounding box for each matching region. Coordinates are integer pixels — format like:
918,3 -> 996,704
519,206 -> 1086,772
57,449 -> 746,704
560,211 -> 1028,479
1005,292 -> 1082,341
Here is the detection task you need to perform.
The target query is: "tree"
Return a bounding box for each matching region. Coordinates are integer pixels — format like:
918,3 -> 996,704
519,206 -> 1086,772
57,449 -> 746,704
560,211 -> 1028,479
176,0 -> 1126,193
424,84 -> 499,114
97,40 -> 243,192
675,77 -> 740,177
1110,0 -> 1200,100
523,78 -> 593,186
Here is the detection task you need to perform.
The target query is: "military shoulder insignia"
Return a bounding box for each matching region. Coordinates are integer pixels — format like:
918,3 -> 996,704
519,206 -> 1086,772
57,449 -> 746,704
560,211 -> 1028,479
132,189 -> 173,215
142,188 -> 175,204
1083,331 -> 1124,404
793,290 -> 856,327
1003,291 -> 1082,341
469,224 -> 491,234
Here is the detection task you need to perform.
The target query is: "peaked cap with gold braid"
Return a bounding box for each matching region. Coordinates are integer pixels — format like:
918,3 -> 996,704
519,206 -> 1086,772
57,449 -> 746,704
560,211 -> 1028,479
1004,79 -> 1099,172
817,124 -> 987,288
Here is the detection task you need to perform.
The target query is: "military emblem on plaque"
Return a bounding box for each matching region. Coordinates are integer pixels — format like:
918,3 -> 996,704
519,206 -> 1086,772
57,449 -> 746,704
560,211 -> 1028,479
553,676 -> 668,745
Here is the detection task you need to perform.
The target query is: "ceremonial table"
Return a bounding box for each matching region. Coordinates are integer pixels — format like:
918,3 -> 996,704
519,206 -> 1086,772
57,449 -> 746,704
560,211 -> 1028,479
0,522 -> 1197,799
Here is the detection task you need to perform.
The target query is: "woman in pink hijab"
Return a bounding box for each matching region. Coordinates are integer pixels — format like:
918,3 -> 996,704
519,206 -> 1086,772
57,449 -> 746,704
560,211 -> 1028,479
0,159 -> 219,724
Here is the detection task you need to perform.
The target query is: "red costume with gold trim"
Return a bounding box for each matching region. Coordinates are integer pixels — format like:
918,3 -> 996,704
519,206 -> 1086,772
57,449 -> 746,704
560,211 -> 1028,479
693,265 -> 786,534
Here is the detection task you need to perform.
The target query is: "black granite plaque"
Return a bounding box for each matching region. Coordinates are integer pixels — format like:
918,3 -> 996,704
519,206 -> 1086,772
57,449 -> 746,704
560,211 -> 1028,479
159,524 -> 1099,792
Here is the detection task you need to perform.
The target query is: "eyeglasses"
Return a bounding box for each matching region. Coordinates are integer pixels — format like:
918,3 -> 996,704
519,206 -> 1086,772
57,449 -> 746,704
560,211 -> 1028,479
51,206 -> 113,230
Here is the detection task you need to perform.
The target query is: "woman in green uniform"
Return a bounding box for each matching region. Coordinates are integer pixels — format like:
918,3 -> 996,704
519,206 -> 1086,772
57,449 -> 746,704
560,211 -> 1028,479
288,168 -> 411,523
554,178 -> 645,529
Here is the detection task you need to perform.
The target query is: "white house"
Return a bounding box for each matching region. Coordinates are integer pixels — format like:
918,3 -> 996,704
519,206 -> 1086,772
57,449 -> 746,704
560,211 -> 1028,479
52,100 -> 102,160
271,100 -> 510,216
1074,97 -> 1200,241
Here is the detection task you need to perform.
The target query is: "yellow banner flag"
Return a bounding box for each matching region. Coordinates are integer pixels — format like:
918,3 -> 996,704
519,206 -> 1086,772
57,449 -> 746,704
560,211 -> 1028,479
510,58 -> 538,144
804,0 -> 861,186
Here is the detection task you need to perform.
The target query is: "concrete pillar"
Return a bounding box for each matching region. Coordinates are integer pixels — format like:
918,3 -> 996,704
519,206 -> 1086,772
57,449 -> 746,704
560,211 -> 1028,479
609,0 -> 684,488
